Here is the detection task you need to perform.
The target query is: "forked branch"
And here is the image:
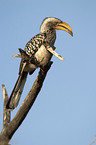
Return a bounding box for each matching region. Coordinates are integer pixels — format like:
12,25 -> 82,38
0,49 -> 53,144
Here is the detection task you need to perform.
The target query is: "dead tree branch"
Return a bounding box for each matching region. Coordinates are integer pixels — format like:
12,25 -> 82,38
0,58 -> 53,144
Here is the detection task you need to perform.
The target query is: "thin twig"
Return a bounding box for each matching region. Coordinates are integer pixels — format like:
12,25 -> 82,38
2,84 -> 10,128
89,136 -> 96,145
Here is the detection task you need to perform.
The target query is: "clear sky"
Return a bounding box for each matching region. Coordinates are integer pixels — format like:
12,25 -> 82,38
0,0 -> 96,145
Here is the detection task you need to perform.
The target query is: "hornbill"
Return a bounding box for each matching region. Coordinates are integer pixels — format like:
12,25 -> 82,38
6,17 -> 73,109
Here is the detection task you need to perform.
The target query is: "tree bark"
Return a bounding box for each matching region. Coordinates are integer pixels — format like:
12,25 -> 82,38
0,61 -> 52,144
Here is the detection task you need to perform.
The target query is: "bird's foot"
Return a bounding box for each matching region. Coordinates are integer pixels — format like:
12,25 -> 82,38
40,61 -> 53,73
38,61 -> 53,84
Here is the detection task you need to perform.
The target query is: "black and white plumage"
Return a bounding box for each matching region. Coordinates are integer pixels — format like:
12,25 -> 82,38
6,17 -> 73,109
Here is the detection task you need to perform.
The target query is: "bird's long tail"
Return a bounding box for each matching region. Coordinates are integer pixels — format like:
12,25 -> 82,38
6,72 -> 28,109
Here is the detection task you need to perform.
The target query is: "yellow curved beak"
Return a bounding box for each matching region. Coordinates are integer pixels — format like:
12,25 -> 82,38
54,22 -> 73,36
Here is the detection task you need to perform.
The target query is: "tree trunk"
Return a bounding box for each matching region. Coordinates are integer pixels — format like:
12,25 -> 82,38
0,62 -> 52,144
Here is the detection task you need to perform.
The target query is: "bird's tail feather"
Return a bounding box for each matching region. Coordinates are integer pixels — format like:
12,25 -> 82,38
6,72 -> 28,109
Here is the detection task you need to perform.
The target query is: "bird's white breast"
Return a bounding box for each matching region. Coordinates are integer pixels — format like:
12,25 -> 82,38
24,45 -> 52,72
35,45 -> 52,66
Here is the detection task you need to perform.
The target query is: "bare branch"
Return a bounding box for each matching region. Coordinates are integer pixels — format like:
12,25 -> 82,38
89,136 -> 96,145
0,61 -> 52,144
2,84 -> 10,128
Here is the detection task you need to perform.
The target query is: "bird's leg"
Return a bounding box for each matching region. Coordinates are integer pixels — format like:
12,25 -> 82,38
38,61 -> 53,84
40,61 -> 53,73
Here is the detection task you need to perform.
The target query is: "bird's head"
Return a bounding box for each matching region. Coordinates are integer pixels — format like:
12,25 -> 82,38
40,17 -> 73,36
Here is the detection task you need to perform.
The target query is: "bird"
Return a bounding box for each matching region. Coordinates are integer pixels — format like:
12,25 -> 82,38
6,17 -> 73,109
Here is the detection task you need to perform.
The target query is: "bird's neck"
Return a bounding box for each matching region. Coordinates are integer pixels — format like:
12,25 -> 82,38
44,29 -> 56,47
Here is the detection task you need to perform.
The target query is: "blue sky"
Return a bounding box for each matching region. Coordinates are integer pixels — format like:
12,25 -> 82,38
0,0 -> 96,145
